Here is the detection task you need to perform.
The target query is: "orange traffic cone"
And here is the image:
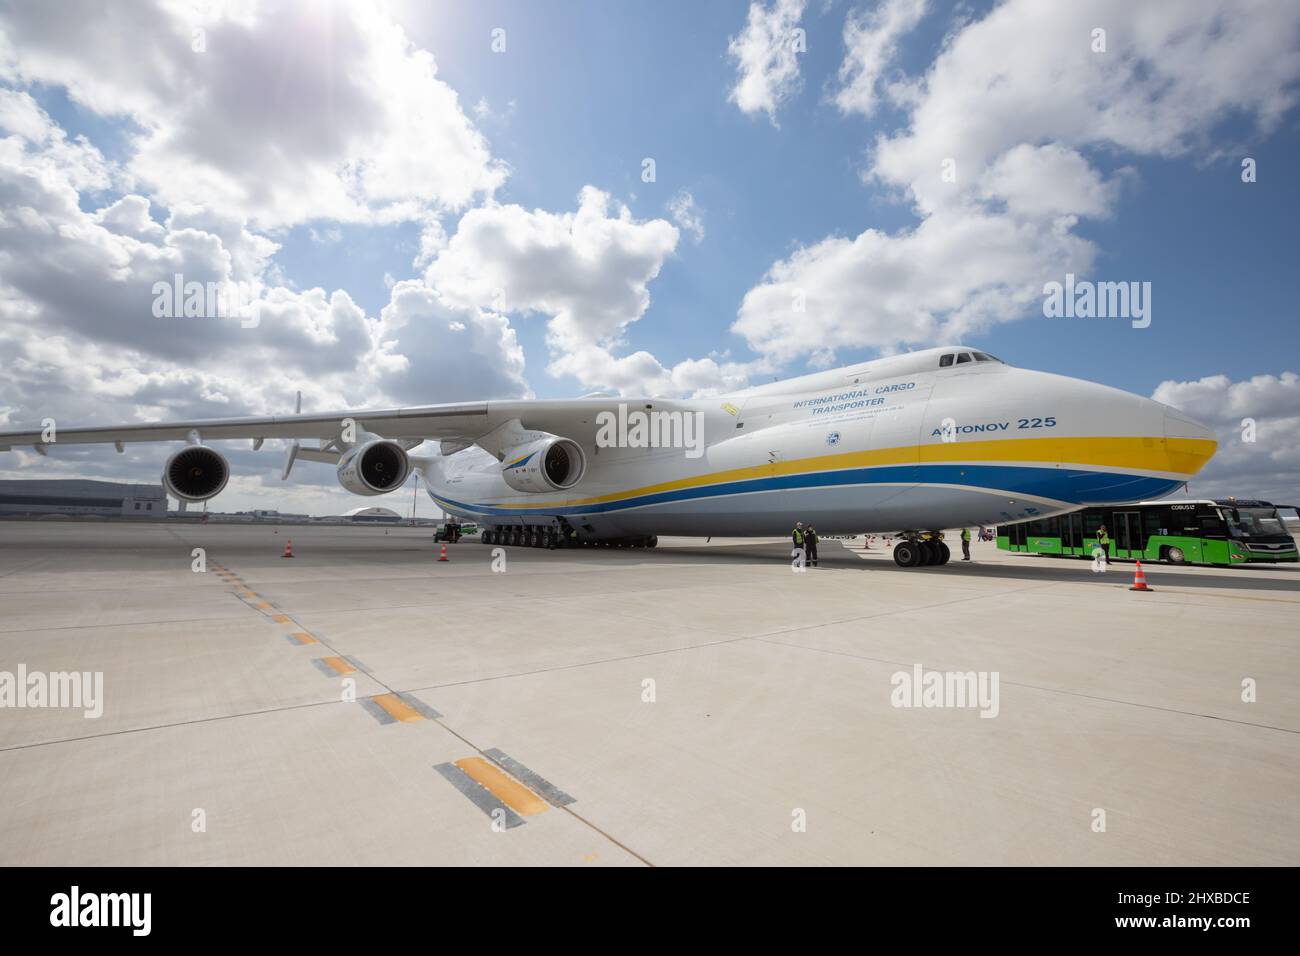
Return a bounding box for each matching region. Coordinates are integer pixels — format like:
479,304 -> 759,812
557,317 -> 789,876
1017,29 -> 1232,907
438,542 -> 448,562
282,539 -> 294,559
1129,560 -> 1152,591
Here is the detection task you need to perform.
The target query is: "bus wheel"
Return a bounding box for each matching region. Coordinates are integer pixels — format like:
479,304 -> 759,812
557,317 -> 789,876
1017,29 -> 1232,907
1164,546 -> 1186,564
893,541 -> 922,568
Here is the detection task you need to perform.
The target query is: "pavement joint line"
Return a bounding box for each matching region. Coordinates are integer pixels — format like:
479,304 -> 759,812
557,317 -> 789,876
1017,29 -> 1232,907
556,805 -> 656,867
0,695 -> 370,753
400,633 -> 761,694
0,614 -> 305,636
397,584 -> 1057,697
749,635 -> 1300,735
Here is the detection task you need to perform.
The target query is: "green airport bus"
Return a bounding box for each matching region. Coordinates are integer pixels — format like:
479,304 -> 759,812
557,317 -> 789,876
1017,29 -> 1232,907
997,499 -> 1299,566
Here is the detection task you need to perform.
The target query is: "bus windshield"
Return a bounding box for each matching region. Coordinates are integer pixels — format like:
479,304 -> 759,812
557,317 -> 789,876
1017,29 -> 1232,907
1227,507 -> 1286,537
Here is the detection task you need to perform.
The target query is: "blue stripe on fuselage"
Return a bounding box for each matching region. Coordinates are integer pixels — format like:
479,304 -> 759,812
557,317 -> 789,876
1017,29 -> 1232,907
429,463 -> 1183,517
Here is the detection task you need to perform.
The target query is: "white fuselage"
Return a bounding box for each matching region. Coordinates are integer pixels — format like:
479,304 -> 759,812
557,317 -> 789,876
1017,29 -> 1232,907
420,347 -> 1216,538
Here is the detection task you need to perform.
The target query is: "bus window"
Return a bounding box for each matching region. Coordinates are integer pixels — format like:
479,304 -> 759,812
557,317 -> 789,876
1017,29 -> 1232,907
1083,513 -> 1102,539
1199,513 -> 1225,535
1231,507 -> 1287,536
1144,511 -> 1163,538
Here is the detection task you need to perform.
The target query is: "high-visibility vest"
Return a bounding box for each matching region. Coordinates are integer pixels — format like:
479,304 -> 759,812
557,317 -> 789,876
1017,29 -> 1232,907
1097,529 -> 1110,544
793,529 -> 804,545
961,529 -> 970,541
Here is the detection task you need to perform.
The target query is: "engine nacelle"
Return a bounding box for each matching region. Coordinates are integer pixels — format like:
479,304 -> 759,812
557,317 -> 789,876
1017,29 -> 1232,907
162,445 -> 230,502
500,436 -> 586,493
336,439 -> 410,495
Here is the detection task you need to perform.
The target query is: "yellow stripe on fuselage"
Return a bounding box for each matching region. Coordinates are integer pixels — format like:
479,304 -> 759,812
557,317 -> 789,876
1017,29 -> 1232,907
458,435 -> 1217,510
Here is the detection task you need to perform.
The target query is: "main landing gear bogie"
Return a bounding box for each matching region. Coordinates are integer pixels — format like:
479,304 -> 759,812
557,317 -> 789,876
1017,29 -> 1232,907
892,535 -> 951,568
481,525 -> 658,551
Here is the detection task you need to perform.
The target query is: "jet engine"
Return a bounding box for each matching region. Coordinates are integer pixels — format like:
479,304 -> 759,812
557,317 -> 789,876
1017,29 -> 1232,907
500,436 -> 586,493
336,439 -> 410,495
162,445 -> 230,502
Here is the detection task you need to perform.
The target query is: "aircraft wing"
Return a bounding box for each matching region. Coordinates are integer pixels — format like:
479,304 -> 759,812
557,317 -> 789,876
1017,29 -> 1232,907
0,398 -> 684,451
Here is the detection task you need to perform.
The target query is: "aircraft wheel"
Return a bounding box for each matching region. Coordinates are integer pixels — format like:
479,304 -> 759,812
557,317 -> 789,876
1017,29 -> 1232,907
934,542 -> 951,565
645,535 -> 658,549
917,542 -> 934,566
893,541 -> 922,568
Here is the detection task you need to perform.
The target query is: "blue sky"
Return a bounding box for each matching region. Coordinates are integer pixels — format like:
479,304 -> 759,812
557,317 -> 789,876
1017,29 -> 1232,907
273,0 -> 1299,399
1,0 -> 1298,511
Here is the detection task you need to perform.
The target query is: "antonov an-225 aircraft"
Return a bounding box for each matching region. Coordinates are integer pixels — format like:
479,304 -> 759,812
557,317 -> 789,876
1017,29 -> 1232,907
0,346 -> 1217,568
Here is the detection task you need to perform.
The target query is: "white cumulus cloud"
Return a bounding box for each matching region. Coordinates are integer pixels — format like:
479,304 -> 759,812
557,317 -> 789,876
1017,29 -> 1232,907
834,0 -> 928,118
727,0 -> 807,125
0,0 -> 507,228
735,0 -> 1300,366
1153,372 -> 1300,503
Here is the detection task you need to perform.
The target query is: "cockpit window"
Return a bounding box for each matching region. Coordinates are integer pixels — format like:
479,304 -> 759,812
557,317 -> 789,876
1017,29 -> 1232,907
972,351 -> 1004,363
956,352 -> 972,364
939,353 -> 954,368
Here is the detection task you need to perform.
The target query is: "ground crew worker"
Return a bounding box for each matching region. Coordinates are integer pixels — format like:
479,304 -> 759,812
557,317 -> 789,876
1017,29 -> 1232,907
1095,524 -> 1110,563
961,527 -> 972,561
792,521 -> 805,566
805,524 -> 819,567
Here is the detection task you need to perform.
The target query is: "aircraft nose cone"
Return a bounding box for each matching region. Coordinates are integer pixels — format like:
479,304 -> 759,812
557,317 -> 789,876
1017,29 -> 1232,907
1163,407 -> 1217,476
